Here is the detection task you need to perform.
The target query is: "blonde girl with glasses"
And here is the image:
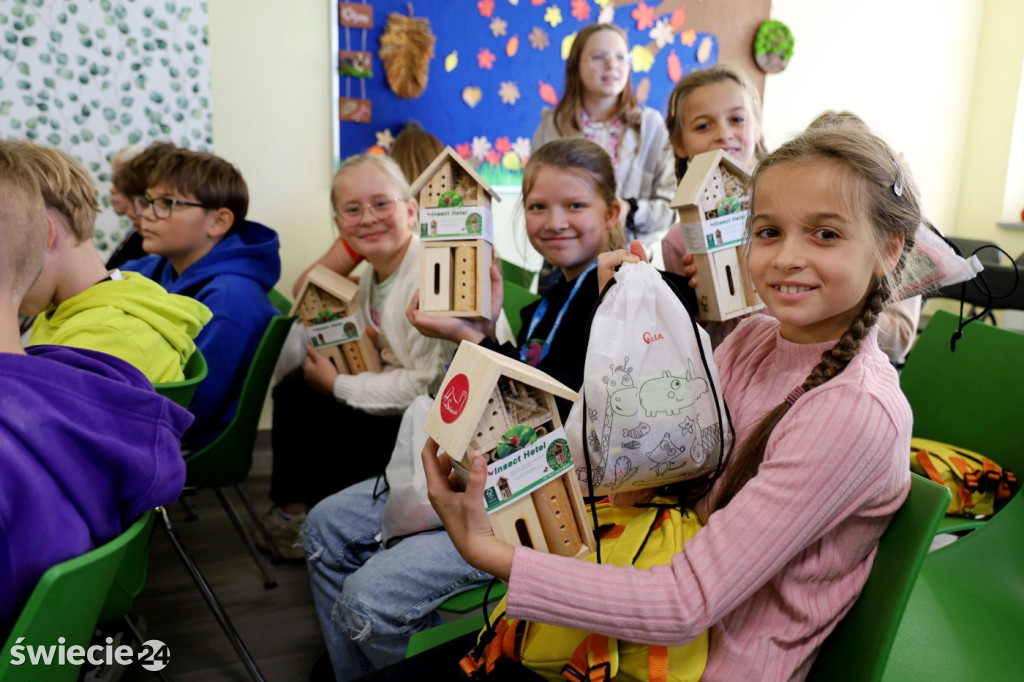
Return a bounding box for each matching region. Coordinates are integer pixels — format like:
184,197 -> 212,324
264,154 -> 457,559
532,22 -> 676,257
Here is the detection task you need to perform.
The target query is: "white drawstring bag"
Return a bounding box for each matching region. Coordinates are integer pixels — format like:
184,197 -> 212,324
380,395 -> 441,546
566,261 -> 731,496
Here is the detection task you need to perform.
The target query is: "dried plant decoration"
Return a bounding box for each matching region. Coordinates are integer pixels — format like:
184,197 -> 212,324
378,3 -> 436,99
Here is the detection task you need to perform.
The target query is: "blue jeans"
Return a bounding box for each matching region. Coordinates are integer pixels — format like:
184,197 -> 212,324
303,478 -> 491,681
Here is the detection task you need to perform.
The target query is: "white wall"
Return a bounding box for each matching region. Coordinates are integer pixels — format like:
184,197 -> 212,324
761,0 -> 984,233
208,0 -> 335,300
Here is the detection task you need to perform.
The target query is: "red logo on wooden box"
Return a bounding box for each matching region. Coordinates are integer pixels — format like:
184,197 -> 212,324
440,373 -> 470,423
338,3 -> 373,28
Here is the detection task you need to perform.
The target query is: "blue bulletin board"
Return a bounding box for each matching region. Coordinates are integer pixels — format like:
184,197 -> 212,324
332,0 -> 761,186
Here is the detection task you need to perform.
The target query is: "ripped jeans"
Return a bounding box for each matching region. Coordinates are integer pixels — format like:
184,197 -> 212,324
303,478 -> 491,681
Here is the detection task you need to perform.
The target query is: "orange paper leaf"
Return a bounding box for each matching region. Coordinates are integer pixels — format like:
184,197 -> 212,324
667,50 -> 682,82
538,80 -> 559,106
570,0 -> 591,22
477,0 -> 494,18
506,35 -> 519,57
455,142 -> 472,159
477,47 -> 496,69
495,136 -> 512,154
681,29 -> 696,47
670,8 -> 685,31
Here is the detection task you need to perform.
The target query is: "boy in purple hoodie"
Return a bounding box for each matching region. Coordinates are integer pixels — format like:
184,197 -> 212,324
0,142 -> 192,635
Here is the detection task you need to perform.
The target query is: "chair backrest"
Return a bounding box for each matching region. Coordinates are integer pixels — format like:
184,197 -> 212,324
268,287 -> 291,315
806,475 -> 951,682
900,310 -> 1024,472
498,259 -> 537,291
184,315 -> 293,488
502,279 -> 540,340
98,509 -> 157,623
0,511 -> 155,682
153,348 -> 208,408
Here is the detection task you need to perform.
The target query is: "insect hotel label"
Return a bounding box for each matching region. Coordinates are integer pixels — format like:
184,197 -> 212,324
478,427 -> 573,514
680,210 -> 749,254
305,312 -> 366,349
419,206 -> 493,244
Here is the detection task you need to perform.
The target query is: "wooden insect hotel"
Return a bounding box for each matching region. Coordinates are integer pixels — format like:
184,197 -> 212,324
291,264 -> 381,375
411,146 -> 501,319
425,342 -> 596,559
670,149 -> 764,321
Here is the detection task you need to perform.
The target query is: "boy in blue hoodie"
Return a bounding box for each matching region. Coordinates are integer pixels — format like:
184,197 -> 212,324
0,142 -> 192,634
123,149 -> 282,448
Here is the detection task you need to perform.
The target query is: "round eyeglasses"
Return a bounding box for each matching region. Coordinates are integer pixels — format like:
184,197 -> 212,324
334,197 -> 403,226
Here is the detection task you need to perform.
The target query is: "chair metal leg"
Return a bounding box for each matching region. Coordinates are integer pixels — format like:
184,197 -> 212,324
122,613 -> 170,682
156,506 -> 267,682
233,483 -> 285,564
213,487 -> 279,589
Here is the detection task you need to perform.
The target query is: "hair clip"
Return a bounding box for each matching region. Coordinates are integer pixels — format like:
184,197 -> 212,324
893,176 -> 903,197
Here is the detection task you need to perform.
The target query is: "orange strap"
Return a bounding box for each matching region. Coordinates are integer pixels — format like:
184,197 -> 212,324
915,450 -> 945,487
562,634 -> 612,682
648,645 -> 670,682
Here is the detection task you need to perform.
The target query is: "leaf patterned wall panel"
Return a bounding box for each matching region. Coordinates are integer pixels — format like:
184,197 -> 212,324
0,0 -> 212,255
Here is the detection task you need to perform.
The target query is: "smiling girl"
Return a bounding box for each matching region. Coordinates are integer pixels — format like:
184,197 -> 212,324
532,23 -> 675,253
265,154 -> 456,558
426,125 -> 919,681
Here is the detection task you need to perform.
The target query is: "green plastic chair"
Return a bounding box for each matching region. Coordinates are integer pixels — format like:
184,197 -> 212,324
498,259 -> 537,291
407,615 -> 487,658
152,348 -> 208,408
502,280 -> 540,341
438,582 -> 507,615
0,511 -> 154,682
882,477 -> 1024,680
267,287 -> 291,315
806,474 -> 951,682
900,309 -> 1024,534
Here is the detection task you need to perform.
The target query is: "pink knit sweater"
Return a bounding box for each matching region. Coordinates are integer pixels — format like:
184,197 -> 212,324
507,315 -> 911,681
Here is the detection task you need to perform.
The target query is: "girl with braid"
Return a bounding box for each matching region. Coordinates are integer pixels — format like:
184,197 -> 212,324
423,124 -> 918,681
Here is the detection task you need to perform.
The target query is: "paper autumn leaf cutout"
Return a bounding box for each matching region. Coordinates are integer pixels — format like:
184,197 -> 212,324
631,1 -> 655,31
498,81 -> 521,105
485,149 -> 502,166
598,5 -> 614,24
512,137 -> 531,161
561,31 -> 577,59
594,0 -> 611,6
544,6 -> 563,28
697,36 -> 713,64
506,35 -> 519,57
634,76 -> 650,104
375,128 -> 395,150
495,136 -> 512,154
490,16 -> 508,37
378,8 -> 436,99
462,86 -> 483,108
477,47 -> 497,69
570,0 -> 591,22
471,136 -> 492,161
630,44 -> 654,73
538,80 -> 559,106
670,8 -> 686,30
444,51 -> 458,72
681,29 -> 696,47
530,0 -> 544,5
477,0 -> 494,18
667,50 -> 682,82
650,18 -> 674,48
528,26 -> 549,50
455,142 -> 472,159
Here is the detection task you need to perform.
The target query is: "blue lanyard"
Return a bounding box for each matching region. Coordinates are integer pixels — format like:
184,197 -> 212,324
519,259 -> 598,367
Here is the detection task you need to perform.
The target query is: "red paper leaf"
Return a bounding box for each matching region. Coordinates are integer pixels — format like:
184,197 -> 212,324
455,142 -> 472,159
495,136 -> 512,154
486,149 -> 502,166
570,0 -> 591,22
477,0 -> 494,18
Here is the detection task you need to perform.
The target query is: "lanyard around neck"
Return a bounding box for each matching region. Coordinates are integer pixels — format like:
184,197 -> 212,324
519,259 -> 597,367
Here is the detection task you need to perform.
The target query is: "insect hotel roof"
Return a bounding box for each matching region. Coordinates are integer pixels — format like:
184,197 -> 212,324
409,146 -> 502,210
289,264 -> 360,318
669,149 -> 753,213
425,341 -> 579,461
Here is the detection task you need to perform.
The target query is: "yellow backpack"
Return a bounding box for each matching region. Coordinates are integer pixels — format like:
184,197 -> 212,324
909,437 -> 1016,517
459,499 -> 707,682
